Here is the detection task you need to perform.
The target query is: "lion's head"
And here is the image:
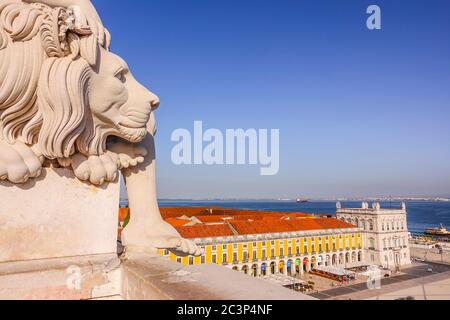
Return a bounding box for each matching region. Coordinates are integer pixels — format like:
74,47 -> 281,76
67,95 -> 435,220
0,1 -> 159,161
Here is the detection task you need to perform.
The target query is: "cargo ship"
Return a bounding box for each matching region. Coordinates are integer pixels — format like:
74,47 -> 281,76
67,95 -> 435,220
424,224 -> 450,237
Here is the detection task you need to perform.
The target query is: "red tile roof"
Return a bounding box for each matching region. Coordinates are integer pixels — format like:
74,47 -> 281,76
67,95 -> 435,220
165,217 -> 191,227
160,207 -> 311,219
119,208 -> 129,221
175,224 -> 235,238
159,207 -> 357,239
230,218 -> 354,235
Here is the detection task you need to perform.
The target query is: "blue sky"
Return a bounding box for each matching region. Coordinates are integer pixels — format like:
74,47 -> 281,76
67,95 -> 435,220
94,0 -> 450,199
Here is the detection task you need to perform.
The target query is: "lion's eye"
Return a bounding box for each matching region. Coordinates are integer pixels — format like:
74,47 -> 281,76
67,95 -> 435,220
115,70 -> 126,83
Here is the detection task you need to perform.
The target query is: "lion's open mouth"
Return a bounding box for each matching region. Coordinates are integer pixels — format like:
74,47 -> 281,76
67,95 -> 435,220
117,124 -> 148,143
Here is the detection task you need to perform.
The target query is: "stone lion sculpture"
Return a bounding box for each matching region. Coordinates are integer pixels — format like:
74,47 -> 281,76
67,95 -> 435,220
0,0 -> 201,256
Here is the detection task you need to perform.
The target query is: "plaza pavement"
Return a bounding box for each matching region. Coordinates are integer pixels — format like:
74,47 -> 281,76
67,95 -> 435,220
308,262 -> 450,300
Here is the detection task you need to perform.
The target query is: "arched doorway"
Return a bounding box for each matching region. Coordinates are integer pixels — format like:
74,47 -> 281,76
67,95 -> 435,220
251,264 -> 258,277
339,253 -> 344,265
278,260 -> 285,274
242,265 -> 249,275
358,251 -> 362,262
303,257 -> 309,272
332,254 -> 337,266
326,255 -> 331,267
261,263 -> 267,276
311,256 -> 317,270
317,256 -> 323,266
345,252 -> 350,264
352,252 -> 357,263
287,259 -> 293,275
270,262 -> 276,275
295,259 -> 301,274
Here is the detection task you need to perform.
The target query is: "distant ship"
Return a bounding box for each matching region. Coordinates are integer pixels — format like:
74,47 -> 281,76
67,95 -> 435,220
425,224 -> 450,237
296,198 -> 309,203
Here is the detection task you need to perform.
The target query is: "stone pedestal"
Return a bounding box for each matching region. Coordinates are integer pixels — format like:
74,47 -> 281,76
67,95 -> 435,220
0,168 -> 121,300
0,168 -> 120,263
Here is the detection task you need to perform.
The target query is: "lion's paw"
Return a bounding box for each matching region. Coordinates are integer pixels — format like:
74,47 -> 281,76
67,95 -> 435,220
68,146 -> 146,185
108,142 -> 147,169
70,152 -> 120,185
172,238 -> 204,257
0,140 -> 43,184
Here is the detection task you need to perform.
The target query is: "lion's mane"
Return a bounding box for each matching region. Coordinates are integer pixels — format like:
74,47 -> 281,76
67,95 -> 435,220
0,0 -> 111,159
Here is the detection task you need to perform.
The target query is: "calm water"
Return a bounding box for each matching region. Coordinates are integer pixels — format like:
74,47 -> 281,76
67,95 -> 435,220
157,200 -> 450,235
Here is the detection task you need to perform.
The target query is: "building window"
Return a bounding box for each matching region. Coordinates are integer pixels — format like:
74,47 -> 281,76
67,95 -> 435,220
326,243 -> 329,252
212,254 -> 217,264
311,244 -> 315,253
304,245 -> 308,254
280,248 -> 284,257
319,244 -> 322,252
369,220 -> 374,231
262,250 -> 266,259
253,250 -> 257,260
223,253 -> 227,263
233,243 -> 238,249
369,238 -> 375,249
176,257 -> 182,264
212,245 -> 217,251
288,247 -> 292,256
391,222 -> 394,230
387,223 -> 390,231
223,244 -> 227,250
253,242 -> 257,247
296,246 -> 300,254
189,257 -> 194,265
164,250 -> 169,256
332,243 -> 336,251
271,248 -> 275,257
233,252 -> 238,262
271,240 -> 275,245
382,223 -> 385,231
201,256 -> 205,264
243,251 -> 248,261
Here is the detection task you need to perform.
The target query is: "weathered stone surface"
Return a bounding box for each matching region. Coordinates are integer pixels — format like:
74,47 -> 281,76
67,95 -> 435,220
121,254 -> 316,300
0,168 -> 119,263
0,254 -> 121,300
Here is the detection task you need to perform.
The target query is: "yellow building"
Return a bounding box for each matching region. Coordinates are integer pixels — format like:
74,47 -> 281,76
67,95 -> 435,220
158,209 -> 364,277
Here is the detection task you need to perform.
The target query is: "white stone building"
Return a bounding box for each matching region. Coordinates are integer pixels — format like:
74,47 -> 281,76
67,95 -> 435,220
336,202 -> 411,269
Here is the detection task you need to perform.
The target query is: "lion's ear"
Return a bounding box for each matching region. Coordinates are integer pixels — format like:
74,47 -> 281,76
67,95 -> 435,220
37,57 -> 92,159
80,34 -> 99,67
